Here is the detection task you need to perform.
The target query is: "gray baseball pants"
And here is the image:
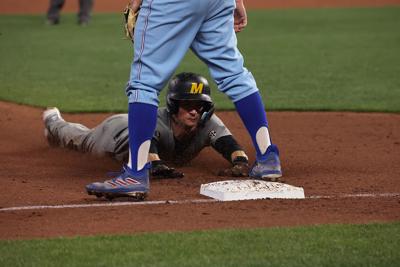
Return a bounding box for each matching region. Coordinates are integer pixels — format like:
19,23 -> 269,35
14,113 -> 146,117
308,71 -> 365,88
47,114 -> 129,162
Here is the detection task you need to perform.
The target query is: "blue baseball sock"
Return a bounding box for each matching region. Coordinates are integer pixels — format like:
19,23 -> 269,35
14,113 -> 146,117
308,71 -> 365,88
127,102 -> 158,176
234,92 -> 272,161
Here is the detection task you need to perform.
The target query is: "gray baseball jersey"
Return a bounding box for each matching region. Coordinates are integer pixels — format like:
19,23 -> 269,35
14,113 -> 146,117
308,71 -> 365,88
152,108 -> 231,164
47,107 -> 232,164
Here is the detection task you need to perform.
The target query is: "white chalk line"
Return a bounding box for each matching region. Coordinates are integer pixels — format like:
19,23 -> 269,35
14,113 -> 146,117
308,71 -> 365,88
1,192 -> 399,212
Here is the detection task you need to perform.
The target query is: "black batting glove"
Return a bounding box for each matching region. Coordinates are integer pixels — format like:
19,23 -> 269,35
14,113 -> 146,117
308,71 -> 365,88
218,156 -> 249,177
150,160 -> 184,179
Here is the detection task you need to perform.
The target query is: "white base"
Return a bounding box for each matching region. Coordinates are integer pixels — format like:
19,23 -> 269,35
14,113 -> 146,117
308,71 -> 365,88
200,179 -> 305,201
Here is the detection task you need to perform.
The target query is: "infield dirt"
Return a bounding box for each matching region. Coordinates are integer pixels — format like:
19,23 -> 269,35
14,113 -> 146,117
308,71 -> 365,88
1,101 -> 399,239
1,0 -> 400,239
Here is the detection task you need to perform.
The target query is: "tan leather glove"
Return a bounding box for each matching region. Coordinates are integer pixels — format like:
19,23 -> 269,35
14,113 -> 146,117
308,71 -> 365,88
123,2 -> 140,42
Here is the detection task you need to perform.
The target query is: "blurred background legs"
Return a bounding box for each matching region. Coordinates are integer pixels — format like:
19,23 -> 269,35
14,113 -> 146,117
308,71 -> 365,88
46,0 -> 94,25
46,0 -> 64,25
78,0 -> 93,25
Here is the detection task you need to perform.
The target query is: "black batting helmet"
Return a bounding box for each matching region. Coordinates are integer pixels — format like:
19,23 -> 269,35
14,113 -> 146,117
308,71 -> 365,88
166,72 -> 215,123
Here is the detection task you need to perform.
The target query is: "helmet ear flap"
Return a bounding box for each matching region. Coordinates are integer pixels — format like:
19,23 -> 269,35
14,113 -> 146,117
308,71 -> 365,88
199,102 -> 215,126
166,98 -> 179,114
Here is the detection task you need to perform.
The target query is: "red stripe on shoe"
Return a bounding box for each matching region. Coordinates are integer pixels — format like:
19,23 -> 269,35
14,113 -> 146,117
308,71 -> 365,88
125,178 -> 140,185
106,181 -> 117,187
115,179 -> 128,186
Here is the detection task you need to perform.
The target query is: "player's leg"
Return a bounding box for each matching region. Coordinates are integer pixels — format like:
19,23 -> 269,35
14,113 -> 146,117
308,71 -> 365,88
125,0 -> 208,174
191,0 -> 282,180
84,114 -> 129,161
78,0 -> 93,25
86,0 -> 208,199
42,107 -> 91,151
47,0 -> 65,24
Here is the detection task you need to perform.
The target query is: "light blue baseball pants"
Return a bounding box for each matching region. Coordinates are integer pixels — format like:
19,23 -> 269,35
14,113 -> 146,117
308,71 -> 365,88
126,0 -> 259,105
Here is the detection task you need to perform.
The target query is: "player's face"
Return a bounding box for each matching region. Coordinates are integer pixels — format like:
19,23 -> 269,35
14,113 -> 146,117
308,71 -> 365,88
176,101 -> 204,128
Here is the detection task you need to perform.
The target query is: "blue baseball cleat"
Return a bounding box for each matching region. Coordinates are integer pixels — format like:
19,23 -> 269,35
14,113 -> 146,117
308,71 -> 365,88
250,144 -> 283,181
86,164 -> 149,200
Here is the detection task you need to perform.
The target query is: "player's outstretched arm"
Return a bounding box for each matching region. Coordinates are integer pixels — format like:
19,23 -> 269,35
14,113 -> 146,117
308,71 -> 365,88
218,150 -> 250,177
212,135 -> 250,177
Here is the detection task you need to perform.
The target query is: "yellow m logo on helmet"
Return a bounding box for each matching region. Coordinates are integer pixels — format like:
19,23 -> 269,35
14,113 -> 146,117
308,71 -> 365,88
190,83 -> 203,94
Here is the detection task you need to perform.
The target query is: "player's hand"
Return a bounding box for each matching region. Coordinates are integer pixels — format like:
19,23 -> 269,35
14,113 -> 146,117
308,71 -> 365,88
151,160 -> 184,179
234,0 -> 247,32
130,0 -> 142,12
218,162 -> 249,177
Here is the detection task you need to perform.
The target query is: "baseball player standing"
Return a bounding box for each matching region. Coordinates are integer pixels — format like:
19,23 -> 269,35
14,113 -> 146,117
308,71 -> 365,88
86,0 -> 282,200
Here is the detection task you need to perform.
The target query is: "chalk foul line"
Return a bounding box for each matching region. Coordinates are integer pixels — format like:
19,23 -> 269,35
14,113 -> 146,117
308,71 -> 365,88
1,192 -> 399,212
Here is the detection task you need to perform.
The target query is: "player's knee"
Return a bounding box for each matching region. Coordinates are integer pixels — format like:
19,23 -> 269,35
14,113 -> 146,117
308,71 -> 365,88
126,86 -> 159,106
217,70 -> 259,102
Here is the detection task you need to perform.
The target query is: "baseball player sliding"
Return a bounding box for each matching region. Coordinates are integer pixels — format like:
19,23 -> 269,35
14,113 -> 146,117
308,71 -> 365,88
43,73 -> 250,186
82,0 -> 282,200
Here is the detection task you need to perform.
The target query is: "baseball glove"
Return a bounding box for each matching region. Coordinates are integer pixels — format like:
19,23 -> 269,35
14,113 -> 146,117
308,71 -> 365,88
123,3 -> 140,42
151,160 -> 184,179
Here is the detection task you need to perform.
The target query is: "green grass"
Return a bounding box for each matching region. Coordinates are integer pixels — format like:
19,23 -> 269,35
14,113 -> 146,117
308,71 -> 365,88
1,222 -> 399,267
244,7 -> 400,112
0,14 -> 132,112
0,7 -> 399,112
